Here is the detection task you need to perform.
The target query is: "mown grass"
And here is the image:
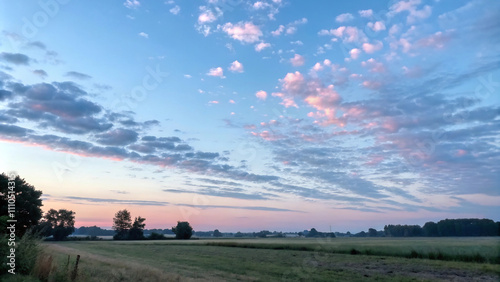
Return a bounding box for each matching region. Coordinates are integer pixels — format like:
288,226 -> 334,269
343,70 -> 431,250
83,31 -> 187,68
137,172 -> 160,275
199,237 -> 500,264
37,237 -> 500,281
81,236 -> 500,264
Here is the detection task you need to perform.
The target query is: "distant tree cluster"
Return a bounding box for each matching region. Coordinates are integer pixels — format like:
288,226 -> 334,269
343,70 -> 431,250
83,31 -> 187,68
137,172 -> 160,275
384,219 -> 500,237
33,209 -> 76,240
384,224 -> 423,237
112,209 -> 147,240
299,228 -> 336,238
73,226 -> 115,236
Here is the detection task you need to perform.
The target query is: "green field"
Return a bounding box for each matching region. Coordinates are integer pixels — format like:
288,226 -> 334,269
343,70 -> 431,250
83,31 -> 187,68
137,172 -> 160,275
29,237 -> 500,281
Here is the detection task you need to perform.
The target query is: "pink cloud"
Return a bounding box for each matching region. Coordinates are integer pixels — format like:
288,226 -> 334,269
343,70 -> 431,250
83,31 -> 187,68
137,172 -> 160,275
319,26 -> 346,37
272,92 -> 298,108
336,13 -> 354,23
365,155 -> 384,166
290,54 -> 305,66
381,118 -> 399,132
361,58 -> 385,73
251,130 -> 284,141
229,60 -> 244,72
416,31 -> 452,49
349,48 -> 361,59
222,22 -> 262,43
256,90 -> 267,100
389,24 -> 401,36
367,21 -> 386,32
255,42 -> 271,52
281,71 -> 305,94
277,72 -> 345,125
362,80 -> 382,89
304,85 -> 340,113
198,6 -> 218,24
362,41 -> 383,53
359,9 -> 373,18
312,62 -> 323,72
253,1 -> 269,9
388,0 -> 432,23
207,67 -> 224,77
344,26 -> 367,43
272,25 -> 285,36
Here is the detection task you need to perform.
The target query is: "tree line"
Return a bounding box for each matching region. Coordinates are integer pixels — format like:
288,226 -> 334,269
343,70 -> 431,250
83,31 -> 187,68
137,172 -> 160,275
112,209 -> 193,240
384,219 -> 500,237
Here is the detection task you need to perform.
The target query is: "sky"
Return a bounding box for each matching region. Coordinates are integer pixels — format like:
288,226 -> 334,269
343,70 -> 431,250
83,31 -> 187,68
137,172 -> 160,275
0,0 -> 499,233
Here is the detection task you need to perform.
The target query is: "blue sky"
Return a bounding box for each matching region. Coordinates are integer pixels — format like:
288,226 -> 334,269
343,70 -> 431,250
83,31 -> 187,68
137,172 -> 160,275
0,0 -> 499,232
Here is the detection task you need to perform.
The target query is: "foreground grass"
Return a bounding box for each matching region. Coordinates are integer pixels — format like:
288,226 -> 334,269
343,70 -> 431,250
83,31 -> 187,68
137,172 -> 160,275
38,238 -> 500,281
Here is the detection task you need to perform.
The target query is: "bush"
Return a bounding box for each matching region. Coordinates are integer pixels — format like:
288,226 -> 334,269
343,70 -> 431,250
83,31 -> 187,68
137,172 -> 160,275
17,233 -> 42,275
148,232 -> 166,240
350,248 -> 361,255
172,221 -> 193,239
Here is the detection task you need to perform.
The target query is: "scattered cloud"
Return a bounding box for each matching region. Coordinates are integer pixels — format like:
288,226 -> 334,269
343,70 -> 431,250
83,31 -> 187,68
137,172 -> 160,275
362,41 -> 384,53
367,21 -> 386,31
169,5 -> 180,15
388,0 -> 432,23
65,71 -> 92,80
138,32 -> 149,38
33,69 -> 47,78
222,22 -> 262,43
124,0 -> 140,9
207,67 -> 224,78
229,60 -> 244,73
255,42 -> 271,52
256,90 -> 267,100
198,6 -> 219,24
0,52 -> 30,65
359,9 -> 373,18
336,13 -> 354,23
290,54 -> 305,66
272,25 -> 285,36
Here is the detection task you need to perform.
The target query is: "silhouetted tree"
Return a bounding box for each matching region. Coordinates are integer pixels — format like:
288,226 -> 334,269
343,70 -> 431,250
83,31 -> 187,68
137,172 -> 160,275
436,218 -> 497,236
384,224 -> 422,237
213,229 -> 222,237
234,231 -> 244,237
37,209 -> 75,240
148,232 -> 166,240
255,230 -> 271,238
306,228 -> 320,237
128,216 -> 146,240
172,221 -> 193,239
113,209 -> 132,240
423,221 -> 438,236
74,226 -> 114,236
368,228 -> 378,237
0,173 -> 43,236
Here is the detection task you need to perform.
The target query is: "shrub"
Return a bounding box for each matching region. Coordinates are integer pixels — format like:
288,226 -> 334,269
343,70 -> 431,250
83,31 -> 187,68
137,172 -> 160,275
17,233 -> 41,275
350,248 -> 361,255
148,232 -> 166,240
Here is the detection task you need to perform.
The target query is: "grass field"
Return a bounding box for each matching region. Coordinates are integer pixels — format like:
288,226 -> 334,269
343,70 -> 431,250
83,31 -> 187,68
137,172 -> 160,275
25,237 -> 500,281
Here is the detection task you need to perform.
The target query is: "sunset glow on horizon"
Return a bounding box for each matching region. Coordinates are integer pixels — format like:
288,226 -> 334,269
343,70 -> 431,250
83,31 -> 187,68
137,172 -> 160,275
1,0 -> 499,233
